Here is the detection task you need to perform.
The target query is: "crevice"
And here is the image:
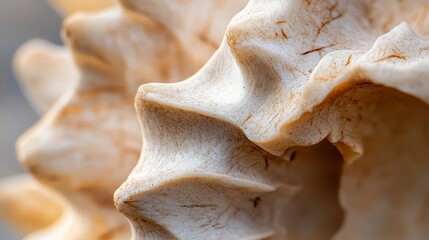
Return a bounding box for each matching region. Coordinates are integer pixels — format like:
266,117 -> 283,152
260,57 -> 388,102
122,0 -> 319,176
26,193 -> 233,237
283,140 -> 344,240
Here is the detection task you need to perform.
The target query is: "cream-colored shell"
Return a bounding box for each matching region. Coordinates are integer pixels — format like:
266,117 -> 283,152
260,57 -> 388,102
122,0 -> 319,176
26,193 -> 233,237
14,0 -> 115,114
115,0 -> 429,239
14,40 -> 78,114
0,175 -> 63,235
3,0 -> 429,239
4,0 -> 246,239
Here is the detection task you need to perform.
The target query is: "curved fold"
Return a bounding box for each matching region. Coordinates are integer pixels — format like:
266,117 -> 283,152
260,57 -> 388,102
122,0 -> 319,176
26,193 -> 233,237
11,0 -> 247,239
121,0 -> 429,238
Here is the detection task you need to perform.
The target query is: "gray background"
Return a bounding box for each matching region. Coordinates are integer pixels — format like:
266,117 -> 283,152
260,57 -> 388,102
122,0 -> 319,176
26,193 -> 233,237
0,1 -> 62,238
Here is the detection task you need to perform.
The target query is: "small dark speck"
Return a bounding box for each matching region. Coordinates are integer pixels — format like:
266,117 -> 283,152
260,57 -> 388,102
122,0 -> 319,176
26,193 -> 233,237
253,197 -> 261,208
290,151 -> 297,161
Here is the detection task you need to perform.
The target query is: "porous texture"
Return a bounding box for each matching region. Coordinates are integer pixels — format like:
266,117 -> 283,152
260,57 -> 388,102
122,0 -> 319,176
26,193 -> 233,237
3,0 -> 429,239
115,0 -> 429,239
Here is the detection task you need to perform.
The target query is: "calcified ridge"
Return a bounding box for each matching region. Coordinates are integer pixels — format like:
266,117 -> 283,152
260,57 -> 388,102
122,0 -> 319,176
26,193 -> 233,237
115,0 -> 429,239
2,0 -> 245,239
1,0 -> 429,239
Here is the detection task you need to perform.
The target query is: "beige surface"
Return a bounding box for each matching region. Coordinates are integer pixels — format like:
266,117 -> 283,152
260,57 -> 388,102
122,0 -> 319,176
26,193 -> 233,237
116,0 -> 429,239
2,0 -> 429,239
10,0 -> 247,239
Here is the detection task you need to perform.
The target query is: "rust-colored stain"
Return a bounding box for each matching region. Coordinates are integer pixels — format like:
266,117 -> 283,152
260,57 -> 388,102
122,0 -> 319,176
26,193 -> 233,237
317,12 -> 344,35
243,114 -> 253,124
280,29 -> 288,39
301,44 -> 335,55
345,54 -> 352,66
123,200 -> 138,205
180,204 -> 217,208
373,54 -> 407,63
275,20 -> 286,25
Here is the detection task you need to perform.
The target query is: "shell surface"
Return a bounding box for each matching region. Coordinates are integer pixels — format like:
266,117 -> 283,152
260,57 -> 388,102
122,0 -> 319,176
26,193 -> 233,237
2,0 -> 429,239
3,0 -> 246,239
116,0 -> 429,239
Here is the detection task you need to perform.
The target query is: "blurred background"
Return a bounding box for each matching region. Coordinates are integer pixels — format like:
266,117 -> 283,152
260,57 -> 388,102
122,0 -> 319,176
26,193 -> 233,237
0,1 -> 62,238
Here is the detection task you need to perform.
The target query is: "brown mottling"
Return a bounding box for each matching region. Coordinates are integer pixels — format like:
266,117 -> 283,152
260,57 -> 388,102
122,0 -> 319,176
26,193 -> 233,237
301,44 -> 335,55
373,54 -> 407,63
345,54 -> 352,66
280,29 -> 288,39
243,114 -> 253,124
226,28 -> 239,48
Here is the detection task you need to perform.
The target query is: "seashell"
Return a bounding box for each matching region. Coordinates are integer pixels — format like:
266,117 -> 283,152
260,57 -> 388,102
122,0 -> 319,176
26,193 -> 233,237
115,0 -> 429,239
13,0 -> 118,114
0,175 -> 63,235
4,0 -> 429,239
13,0 -> 112,114
4,0 -> 246,239
14,40 -> 78,114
